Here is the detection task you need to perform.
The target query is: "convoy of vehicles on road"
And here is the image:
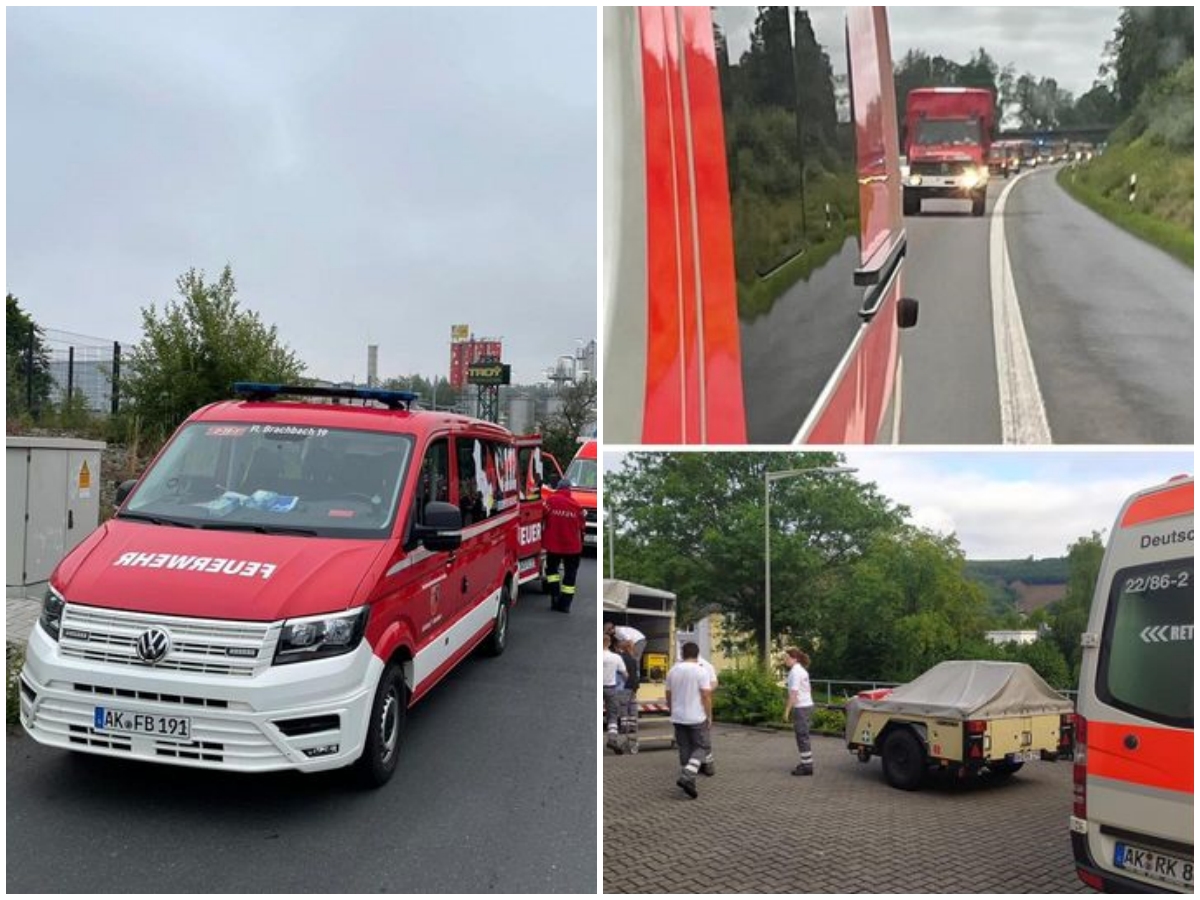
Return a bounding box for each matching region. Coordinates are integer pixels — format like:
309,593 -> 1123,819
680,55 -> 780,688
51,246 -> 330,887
845,660 -> 1075,790
603,6 -> 917,445
1070,476 -> 1194,893
19,383 -> 543,787
903,87 -> 994,217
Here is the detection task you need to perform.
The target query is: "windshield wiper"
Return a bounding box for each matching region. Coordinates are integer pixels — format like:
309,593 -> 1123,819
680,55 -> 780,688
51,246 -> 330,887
200,523 -> 320,537
116,512 -> 197,528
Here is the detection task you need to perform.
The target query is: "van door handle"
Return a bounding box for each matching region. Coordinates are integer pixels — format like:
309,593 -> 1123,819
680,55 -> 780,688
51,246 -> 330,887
461,576 -> 469,594
68,509 -> 74,530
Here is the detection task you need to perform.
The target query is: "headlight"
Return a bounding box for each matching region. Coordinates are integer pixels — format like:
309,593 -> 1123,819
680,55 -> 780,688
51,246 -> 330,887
960,167 -> 984,189
39,586 -> 65,642
908,173 -> 923,186
273,607 -> 369,665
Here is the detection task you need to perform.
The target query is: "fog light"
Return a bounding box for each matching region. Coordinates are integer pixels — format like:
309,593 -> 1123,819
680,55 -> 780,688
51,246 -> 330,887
303,744 -> 340,758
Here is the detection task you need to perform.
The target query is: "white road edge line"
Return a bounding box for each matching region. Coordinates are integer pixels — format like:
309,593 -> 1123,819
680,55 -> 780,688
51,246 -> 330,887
990,172 -> 1053,444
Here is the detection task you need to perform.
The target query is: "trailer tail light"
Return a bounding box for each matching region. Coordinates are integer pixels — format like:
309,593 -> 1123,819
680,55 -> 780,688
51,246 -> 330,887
1058,713 -> 1075,756
965,719 -> 986,759
1072,714 -> 1087,819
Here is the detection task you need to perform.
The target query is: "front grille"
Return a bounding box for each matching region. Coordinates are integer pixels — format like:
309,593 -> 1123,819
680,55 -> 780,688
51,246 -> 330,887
60,605 -> 278,678
911,160 -> 971,177
156,740 -> 224,763
73,682 -> 229,709
68,723 -> 133,752
584,508 -> 596,522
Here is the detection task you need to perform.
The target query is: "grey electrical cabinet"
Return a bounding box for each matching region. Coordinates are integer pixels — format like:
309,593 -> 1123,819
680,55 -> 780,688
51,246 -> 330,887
6,436 -> 105,592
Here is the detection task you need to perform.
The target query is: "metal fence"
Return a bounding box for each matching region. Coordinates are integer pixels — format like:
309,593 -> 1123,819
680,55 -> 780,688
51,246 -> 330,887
18,327 -> 124,416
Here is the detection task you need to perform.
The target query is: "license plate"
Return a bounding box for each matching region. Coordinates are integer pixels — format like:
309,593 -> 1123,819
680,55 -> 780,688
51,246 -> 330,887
1011,749 -> 1041,763
94,707 -> 192,741
1115,842 -> 1193,890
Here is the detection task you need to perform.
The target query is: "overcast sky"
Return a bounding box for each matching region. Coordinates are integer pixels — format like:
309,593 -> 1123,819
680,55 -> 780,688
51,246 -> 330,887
603,451 -> 1193,559
7,7 -> 596,385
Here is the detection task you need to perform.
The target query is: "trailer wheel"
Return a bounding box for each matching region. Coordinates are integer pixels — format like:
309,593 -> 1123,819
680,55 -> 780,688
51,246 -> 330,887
903,190 -> 921,217
881,728 -> 926,791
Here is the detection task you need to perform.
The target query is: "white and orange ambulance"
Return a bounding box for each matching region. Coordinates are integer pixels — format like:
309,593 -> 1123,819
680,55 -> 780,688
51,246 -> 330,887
1071,476 -> 1193,892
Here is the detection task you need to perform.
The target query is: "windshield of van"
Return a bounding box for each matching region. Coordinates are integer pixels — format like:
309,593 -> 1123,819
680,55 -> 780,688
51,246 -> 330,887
1097,559 -> 1193,729
564,457 -> 597,491
121,423 -> 413,539
914,119 -> 982,147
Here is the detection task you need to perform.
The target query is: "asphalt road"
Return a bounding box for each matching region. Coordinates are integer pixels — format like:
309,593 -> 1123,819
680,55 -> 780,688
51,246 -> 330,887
7,559 -> 598,894
899,165 -> 1193,444
604,725 -> 1089,894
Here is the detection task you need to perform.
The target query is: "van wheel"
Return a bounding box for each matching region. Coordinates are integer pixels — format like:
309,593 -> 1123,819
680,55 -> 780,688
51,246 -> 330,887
353,663 -> 406,788
989,760 -> 1024,779
903,190 -> 921,217
971,193 -> 987,217
881,729 -> 926,790
483,583 -> 511,657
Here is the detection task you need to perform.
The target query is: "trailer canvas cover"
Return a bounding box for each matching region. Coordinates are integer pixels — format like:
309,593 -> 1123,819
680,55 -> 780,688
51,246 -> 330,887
846,660 -> 1073,735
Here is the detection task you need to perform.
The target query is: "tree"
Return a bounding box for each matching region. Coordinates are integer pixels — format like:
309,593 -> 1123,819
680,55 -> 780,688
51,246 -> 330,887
123,266 -> 304,440
382,373 -> 461,411
606,452 -> 907,664
6,294 -> 53,417
1046,532 -> 1105,680
536,378 -> 595,465
1105,7 -> 1194,115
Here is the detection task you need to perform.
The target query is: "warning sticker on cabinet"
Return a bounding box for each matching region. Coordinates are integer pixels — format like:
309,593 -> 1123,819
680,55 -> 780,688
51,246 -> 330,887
78,460 -> 92,499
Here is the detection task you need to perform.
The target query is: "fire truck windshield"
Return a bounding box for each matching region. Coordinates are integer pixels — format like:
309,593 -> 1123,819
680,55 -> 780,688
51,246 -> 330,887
121,423 -> 413,538
914,119 -> 982,147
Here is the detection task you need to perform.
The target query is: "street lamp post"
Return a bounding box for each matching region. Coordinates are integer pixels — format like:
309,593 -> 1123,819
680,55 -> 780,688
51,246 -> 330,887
763,466 -> 857,662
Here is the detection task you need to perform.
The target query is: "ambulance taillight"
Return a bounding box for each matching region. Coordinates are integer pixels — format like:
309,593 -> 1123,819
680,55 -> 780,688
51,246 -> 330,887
1058,713 -> 1074,756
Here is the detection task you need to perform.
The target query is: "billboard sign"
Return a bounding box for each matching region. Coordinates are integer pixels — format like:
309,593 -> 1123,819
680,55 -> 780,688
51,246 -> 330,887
467,362 -> 511,385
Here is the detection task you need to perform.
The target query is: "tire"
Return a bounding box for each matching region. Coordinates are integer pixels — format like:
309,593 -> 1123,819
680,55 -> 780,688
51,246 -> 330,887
989,759 -> 1024,779
881,728 -> 927,791
903,190 -> 921,217
971,192 -> 987,217
353,662 -> 407,788
482,582 -> 511,657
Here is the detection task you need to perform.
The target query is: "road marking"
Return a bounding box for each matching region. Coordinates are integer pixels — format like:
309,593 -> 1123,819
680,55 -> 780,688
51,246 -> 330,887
990,172 -> 1053,444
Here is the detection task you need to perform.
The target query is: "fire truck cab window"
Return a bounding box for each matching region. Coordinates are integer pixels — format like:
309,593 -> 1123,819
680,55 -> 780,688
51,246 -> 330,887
414,438 -> 450,526
713,6 -> 864,443
456,437 -> 500,525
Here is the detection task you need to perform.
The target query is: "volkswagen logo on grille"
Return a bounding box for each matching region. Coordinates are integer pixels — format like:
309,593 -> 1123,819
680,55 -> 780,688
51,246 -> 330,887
134,628 -> 172,665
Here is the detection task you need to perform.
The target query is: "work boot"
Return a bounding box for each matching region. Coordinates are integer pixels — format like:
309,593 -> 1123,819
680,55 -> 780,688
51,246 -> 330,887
677,774 -> 698,798
606,733 -> 623,755
791,764 -> 814,776
700,760 -> 716,777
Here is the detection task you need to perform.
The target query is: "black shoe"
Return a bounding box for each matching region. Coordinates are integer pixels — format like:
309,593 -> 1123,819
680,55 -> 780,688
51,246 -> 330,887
555,604 -> 571,613
700,761 -> 716,777
677,775 -> 698,798
607,735 -> 623,755
791,765 -> 814,776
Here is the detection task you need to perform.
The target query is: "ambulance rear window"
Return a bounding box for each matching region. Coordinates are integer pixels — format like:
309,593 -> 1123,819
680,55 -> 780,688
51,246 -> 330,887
1097,559 -> 1193,729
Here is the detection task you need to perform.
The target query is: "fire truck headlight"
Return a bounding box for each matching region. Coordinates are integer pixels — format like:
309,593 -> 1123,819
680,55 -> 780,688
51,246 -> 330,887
909,173 -> 923,186
274,607 -> 369,665
39,586 -> 66,642
960,167 -> 984,189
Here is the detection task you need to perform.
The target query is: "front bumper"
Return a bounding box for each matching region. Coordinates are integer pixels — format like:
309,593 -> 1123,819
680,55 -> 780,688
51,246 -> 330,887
20,622 -> 383,774
584,523 -> 597,547
905,178 -> 986,198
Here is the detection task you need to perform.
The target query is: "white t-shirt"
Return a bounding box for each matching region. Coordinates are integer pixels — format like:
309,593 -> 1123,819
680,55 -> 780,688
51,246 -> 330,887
613,625 -> 645,646
603,650 -> 627,688
697,657 -> 719,689
665,660 -> 712,725
787,662 -> 814,708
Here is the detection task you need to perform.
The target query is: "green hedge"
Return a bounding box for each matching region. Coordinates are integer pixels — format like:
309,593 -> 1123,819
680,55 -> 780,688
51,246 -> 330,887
712,666 -> 786,725
7,644 -> 25,725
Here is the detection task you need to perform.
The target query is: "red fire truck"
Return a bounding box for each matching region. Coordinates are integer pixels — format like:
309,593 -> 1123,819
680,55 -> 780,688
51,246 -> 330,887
603,6 -> 917,445
903,87 -> 995,217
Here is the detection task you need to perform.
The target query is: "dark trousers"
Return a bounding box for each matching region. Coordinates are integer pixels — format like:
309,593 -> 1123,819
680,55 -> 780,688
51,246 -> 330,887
545,553 -> 581,610
673,722 -> 711,776
793,706 -> 813,771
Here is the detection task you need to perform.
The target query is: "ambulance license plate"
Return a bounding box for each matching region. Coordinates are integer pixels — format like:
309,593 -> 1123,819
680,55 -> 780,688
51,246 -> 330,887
94,707 -> 191,740
1114,842 -> 1193,890
1011,750 -> 1040,763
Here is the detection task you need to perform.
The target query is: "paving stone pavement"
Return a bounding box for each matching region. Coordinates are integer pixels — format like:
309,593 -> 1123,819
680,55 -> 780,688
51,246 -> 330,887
6,595 -> 41,647
603,724 -> 1091,894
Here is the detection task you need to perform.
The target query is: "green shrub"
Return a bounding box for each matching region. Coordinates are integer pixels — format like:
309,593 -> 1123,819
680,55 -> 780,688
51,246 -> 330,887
712,665 -> 786,725
809,707 -> 846,736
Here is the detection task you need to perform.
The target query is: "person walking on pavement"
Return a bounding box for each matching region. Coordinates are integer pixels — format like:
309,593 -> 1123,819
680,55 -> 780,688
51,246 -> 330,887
783,647 -> 815,776
603,633 -> 628,753
665,641 -> 713,798
542,477 -> 586,613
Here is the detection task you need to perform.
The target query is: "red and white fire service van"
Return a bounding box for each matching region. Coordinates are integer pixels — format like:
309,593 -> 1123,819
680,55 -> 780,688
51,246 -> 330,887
19,383 -> 545,787
603,6 -> 917,445
902,87 -> 994,217
560,438 -> 597,549
1071,476 -> 1193,892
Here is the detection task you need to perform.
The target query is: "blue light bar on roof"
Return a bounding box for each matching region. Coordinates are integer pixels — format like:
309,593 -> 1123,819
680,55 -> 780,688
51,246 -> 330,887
232,382 -> 419,410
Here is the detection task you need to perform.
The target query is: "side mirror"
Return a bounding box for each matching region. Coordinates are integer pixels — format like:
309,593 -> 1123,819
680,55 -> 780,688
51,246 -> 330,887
546,472 -> 561,489
897,297 -> 919,330
414,501 -> 462,553
115,479 -> 139,507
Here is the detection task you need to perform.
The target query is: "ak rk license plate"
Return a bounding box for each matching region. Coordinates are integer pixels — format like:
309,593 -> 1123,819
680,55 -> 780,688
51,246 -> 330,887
94,707 -> 192,740
1115,841 -> 1193,890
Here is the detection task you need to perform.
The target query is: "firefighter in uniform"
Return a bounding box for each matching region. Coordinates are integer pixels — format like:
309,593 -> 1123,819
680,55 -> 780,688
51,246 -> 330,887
542,476 -> 586,613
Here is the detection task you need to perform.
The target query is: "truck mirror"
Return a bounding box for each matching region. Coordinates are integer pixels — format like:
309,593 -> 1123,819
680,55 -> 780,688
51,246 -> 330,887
897,297 -> 919,330
546,472 -> 561,489
415,501 -> 462,553
115,479 -> 138,507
